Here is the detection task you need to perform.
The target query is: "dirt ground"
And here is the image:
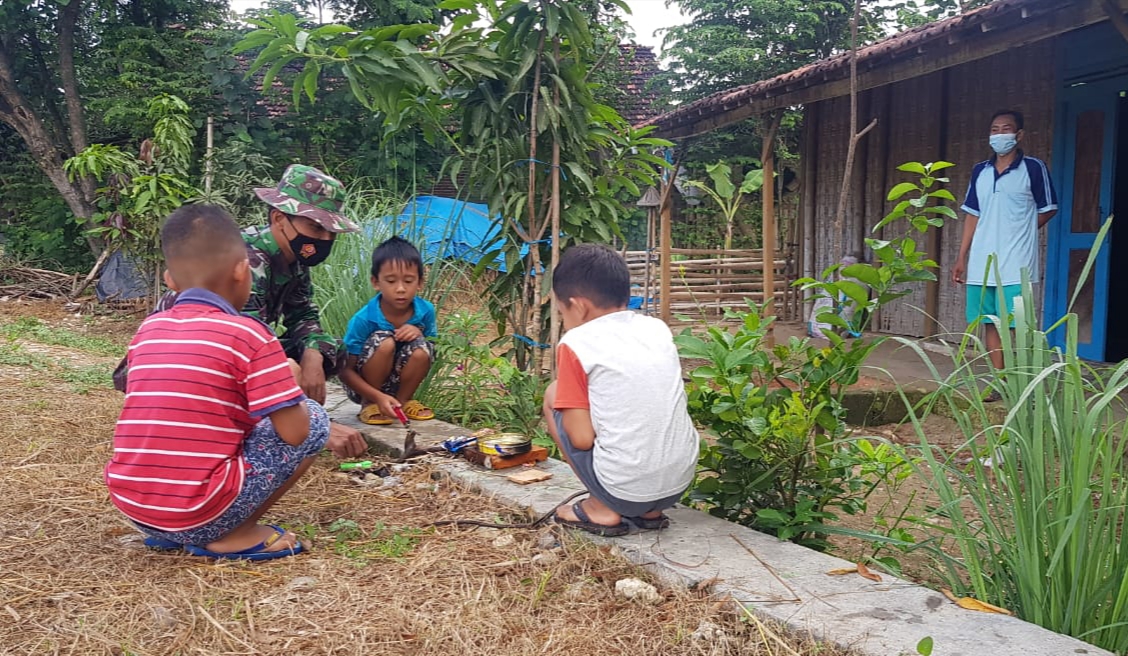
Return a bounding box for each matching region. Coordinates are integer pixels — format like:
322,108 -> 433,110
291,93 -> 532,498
827,414 -> 973,587
0,299 -> 855,656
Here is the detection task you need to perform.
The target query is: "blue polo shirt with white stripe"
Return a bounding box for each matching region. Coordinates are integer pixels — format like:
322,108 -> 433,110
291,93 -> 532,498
960,150 -> 1058,286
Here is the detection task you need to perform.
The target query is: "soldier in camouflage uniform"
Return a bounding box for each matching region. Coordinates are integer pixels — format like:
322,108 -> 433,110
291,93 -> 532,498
113,165 -> 368,459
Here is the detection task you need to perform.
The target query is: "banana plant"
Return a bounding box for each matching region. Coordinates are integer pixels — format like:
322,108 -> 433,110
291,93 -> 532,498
684,161 -> 766,250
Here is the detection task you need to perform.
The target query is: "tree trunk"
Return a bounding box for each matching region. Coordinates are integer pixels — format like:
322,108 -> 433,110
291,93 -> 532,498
58,0 -> 88,157
26,28 -> 72,155
0,39 -> 98,250
58,0 -> 96,207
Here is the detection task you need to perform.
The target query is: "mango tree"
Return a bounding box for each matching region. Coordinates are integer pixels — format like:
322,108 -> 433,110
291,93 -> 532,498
236,0 -> 670,369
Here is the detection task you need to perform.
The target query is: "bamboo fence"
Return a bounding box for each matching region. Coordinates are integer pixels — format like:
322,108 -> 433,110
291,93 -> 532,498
626,247 -> 796,323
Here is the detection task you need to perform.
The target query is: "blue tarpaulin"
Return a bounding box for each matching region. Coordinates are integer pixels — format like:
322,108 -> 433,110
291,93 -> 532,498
388,196 -> 527,272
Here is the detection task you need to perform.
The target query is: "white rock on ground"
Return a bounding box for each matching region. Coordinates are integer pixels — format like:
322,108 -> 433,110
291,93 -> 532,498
285,576 -> 318,593
532,550 -> 561,567
492,533 -> 516,549
690,620 -> 726,643
614,578 -> 661,605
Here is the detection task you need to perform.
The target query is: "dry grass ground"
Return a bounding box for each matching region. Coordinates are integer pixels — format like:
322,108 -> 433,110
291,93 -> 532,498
0,300 -> 856,656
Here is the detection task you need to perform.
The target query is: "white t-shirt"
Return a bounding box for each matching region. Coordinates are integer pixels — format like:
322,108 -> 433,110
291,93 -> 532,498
960,153 -> 1058,286
553,311 -> 699,502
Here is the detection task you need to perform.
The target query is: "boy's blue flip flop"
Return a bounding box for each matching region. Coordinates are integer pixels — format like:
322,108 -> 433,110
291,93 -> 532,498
183,525 -> 304,561
143,536 -> 184,551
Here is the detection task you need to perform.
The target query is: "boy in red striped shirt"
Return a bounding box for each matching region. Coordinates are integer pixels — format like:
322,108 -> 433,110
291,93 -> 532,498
106,205 -> 330,560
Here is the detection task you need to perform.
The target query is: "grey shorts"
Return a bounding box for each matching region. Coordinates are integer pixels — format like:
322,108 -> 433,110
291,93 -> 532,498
553,410 -> 685,517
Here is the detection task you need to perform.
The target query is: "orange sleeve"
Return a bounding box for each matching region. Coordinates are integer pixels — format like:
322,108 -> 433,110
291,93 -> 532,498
553,344 -> 589,410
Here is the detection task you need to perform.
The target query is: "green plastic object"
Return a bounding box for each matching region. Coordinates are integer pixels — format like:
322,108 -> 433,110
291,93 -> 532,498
339,460 -> 373,471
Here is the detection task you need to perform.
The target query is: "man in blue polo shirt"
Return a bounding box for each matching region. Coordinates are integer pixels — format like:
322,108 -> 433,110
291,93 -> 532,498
952,109 -> 1058,400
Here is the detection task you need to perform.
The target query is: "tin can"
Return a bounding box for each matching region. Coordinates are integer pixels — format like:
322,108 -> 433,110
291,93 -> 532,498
477,433 -> 532,456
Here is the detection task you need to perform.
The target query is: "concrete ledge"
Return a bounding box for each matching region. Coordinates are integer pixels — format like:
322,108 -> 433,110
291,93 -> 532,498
326,390 -> 1110,656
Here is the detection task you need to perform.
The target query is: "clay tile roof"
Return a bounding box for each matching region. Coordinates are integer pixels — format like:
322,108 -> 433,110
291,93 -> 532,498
613,44 -> 665,125
639,0 -> 1090,137
236,43 -> 666,125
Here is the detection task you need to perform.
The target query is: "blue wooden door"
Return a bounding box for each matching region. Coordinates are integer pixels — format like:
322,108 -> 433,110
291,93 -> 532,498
1046,80 -> 1118,360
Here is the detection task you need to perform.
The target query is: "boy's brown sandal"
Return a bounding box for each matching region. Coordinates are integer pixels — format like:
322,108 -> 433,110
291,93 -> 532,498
358,404 -> 394,425
402,400 -> 434,421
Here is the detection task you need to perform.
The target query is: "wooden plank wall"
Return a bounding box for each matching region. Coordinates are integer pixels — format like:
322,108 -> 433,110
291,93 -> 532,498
876,70 -> 945,337
805,38 -> 1058,338
812,94 -> 866,278
941,40 -> 1057,337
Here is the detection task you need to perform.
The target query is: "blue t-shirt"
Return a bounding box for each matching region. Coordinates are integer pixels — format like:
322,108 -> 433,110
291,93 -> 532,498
344,295 -> 437,356
960,152 -> 1058,286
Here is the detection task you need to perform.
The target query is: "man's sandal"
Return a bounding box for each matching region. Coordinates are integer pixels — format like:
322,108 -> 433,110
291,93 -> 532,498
402,399 -> 435,421
553,500 -> 630,537
625,514 -> 671,530
358,404 -> 394,425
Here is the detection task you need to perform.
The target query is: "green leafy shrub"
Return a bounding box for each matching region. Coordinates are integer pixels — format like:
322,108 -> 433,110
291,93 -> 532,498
418,310 -> 551,451
676,162 -> 953,548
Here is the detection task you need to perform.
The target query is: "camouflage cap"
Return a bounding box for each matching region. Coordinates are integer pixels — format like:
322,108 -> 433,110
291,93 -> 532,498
254,164 -> 359,233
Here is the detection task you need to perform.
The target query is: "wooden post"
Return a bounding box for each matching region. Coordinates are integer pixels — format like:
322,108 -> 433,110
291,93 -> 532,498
644,208 -> 655,315
801,105 -> 819,324
762,113 -> 783,344
547,39 -> 563,376
659,165 -> 679,323
548,136 -> 561,375
204,116 -> 214,195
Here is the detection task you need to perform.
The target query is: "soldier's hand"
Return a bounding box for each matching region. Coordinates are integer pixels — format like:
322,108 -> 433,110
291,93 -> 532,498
326,421 -> 367,459
299,350 -> 327,405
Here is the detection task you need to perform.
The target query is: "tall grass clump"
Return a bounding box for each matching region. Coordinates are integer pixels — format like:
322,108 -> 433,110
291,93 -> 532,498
901,237 -> 1128,652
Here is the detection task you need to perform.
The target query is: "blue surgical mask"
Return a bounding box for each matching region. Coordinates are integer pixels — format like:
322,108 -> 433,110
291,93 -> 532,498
989,133 -> 1018,155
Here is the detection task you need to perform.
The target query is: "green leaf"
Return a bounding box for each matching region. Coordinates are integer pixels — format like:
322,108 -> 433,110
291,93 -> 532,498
896,162 -> 927,175
928,189 -> 956,202
837,280 -> 869,306
295,30 -> 310,53
842,263 -> 880,287
302,60 -> 319,104
916,636 -> 934,656
886,182 -> 918,201
739,168 -> 765,193
705,162 -> 736,200
311,24 -> 353,38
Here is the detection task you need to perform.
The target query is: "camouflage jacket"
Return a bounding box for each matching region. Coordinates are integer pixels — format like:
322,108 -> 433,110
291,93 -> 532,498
235,226 -> 338,362
113,226 -> 340,392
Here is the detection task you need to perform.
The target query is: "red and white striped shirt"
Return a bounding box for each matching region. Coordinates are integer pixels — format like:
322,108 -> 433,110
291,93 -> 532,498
105,288 -> 305,531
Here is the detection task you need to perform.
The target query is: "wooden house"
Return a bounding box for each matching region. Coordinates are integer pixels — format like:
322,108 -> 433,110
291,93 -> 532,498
642,0 -> 1128,361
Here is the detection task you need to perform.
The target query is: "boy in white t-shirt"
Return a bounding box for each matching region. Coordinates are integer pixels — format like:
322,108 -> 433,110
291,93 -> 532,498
546,244 -> 699,536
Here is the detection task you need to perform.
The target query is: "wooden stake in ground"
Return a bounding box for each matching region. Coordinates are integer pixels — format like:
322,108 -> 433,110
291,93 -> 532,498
658,163 -> 680,323
547,42 -> 563,376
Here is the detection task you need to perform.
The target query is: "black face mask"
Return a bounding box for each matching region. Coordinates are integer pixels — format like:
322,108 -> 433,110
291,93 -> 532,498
286,218 -> 334,267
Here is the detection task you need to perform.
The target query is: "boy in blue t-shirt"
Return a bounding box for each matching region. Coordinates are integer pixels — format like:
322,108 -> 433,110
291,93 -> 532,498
340,237 -> 437,425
